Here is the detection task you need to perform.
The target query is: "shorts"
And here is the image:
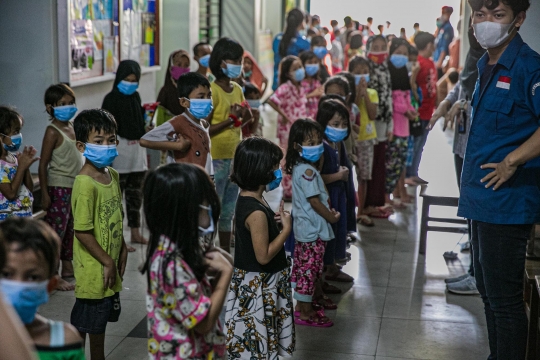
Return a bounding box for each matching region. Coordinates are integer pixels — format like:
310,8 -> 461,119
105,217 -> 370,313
213,159 -> 239,232
290,239 -> 326,302
355,139 -> 376,181
71,293 -> 121,334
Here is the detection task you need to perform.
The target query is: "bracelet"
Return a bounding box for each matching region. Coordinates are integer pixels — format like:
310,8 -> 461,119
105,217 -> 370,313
228,114 -> 242,128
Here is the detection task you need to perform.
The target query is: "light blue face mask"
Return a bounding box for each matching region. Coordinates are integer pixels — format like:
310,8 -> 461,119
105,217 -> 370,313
186,98 -> 213,119
325,126 -> 348,143
83,143 -> 118,168
354,74 -> 370,86
247,99 -> 261,109
305,64 -> 320,77
299,143 -> 324,162
293,68 -> 306,82
266,168 -> 283,192
222,63 -> 243,78
198,54 -> 211,68
390,54 -> 408,69
117,80 -> 139,95
53,105 -> 78,122
313,46 -> 328,60
2,133 -> 22,152
0,279 -> 49,324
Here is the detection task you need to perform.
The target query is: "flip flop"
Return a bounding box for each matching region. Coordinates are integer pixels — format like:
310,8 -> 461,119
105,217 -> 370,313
322,281 -> 342,294
313,295 -> 338,310
326,270 -> 354,283
368,210 -> 391,219
294,303 -> 323,317
294,310 -> 334,327
356,215 -> 374,227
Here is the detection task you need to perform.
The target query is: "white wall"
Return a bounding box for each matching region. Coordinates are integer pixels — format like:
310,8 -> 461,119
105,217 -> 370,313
520,0 -> 540,53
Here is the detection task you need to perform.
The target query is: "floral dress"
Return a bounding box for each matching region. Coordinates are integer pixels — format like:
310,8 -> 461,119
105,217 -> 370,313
0,153 -> 33,220
147,235 -> 226,360
270,80 -> 308,199
301,78 -> 322,120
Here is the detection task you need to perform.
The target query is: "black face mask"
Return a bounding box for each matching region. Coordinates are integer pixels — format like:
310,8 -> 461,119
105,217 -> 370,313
468,26 -> 483,51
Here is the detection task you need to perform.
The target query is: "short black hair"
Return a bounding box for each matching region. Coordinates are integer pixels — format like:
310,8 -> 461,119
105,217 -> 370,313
344,16 -> 352,25
468,0 -> 530,15
209,37 -> 244,80
0,106 -> 22,136
74,109 -> 117,143
408,45 -> 419,56
338,72 -> 357,107
299,50 -> 318,65
324,75 -> 350,96
311,35 -> 326,47
231,137 -> 283,191
331,20 -> 338,26
448,70 -> 460,84
414,31 -> 436,50
307,28 -> 318,37
349,31 -> 363,49
316,99 -> 351,140
193,42 -> 209,57
44,83 -> 76,107
348,56 -> 370,72
0,218 -> 60,277
279,55 -> 298,85
367,17 -> 373,22
414,22 -> 420,28
177,72 -> 211,99
244,83 -> 261,98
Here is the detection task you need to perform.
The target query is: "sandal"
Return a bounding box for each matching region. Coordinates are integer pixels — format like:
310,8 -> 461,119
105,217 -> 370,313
313,295 -> 338,310
294,303 -> 323,317
322,281 -> 342,294
294,309 -> 334,327
356,215 -> 374,227
326,270 -> 354,283
346,233 -> 358,243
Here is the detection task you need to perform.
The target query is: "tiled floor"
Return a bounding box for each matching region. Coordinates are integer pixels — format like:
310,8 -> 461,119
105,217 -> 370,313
39,116 -> 490,359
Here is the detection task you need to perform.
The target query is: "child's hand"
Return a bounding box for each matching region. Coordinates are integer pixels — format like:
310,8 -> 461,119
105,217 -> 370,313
41,192 -> 52,211
338,166 -> 349,181
331,209 -> 341,224
103,258 -> 117,290
357,78 -> 368,95
312,86 -> 324,97
118,242 -> 128,280
175,134 -> 191,151
279,200 -> 292,231
230,103 -> 244,118
405,109 -> 419,120
205,251 -> 233,274
17,146 -> 40,170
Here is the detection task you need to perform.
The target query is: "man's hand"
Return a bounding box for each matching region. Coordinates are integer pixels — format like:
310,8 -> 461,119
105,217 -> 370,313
481,157 -> 518,190
427,100 -> 451,131
444,101 -> 462,131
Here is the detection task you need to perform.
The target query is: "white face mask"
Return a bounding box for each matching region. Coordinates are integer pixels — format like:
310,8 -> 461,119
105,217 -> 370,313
472,18 -> 517,49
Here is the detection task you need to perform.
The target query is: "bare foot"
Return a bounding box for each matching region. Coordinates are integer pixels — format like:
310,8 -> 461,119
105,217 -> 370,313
131,229 -> 148,245
127,245 -> 136,252
61,260 -> 74,278
56,277 -> 75,291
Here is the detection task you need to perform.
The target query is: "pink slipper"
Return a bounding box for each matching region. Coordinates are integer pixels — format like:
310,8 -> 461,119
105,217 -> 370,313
294,310 -> 333,327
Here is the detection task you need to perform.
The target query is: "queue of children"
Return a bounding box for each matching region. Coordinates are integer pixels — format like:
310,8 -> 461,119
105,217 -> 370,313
0,7 -> 443,359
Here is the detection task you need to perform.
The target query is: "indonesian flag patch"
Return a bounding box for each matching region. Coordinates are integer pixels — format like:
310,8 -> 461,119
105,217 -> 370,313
496,76 -> 511,90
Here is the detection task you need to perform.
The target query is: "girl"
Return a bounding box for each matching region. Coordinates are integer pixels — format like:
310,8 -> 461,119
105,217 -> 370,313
300,51 -> 324,120
0,106 -> 39,221
39,84 -> 84,292
285,119 -> 338,327
243,50 -> 268,94
142,163 -> 232,360
208,37 -> 251,253
365,35 -> 394,218
226,137 -> 295,358
267,55 -> 308,200
0,217 -> 85,359
157,49 -> 191,116
102,60 -> 151,247
386,39 -> 418,207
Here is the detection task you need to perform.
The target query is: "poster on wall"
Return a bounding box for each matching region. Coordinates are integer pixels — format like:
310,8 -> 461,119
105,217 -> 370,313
92,20 -> 112,61
141,13 -> 155,45
103,36 -> 117,73
71,20 -> 93,72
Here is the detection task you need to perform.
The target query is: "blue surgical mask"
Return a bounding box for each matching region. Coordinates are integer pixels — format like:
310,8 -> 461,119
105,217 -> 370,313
244,70 -> 253,78
186,98 -> 213,119
0,279 -> 49,324
325,126 -> 348,143
305,64 -> 320,77
390,54 -> 408,68
198,205 -> 214,238
53,105 -> 78,122
266,168 -> 283,192
222,63 -> 243,78
247,99 -> 261,109
299,143 -> 324,162
3,133 -> 22,152
83,143 -> 118,168
117,80 -> 139,95
354,74 -> 370,86
313,46 -> 328,60
198,54 -> 210,68
292,68 -> 306,82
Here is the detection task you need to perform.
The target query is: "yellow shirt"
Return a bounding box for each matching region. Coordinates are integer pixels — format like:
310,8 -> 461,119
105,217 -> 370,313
72,168 -> 123,299
210,82 -> 245,159
357,88 -> 379,141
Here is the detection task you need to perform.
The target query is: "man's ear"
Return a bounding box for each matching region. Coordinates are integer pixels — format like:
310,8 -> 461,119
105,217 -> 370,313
515,11 -> 527,29
179,98 -> 190,109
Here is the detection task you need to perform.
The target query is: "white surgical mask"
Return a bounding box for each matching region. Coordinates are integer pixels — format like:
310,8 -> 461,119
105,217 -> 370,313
472,18 -> 517,49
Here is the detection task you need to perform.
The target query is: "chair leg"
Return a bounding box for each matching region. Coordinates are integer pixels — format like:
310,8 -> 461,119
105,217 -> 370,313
526,284 -> 539,360
419,198 -> 430,255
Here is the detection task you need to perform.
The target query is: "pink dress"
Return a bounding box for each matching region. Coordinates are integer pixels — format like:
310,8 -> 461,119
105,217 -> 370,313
301,78 -> 322,120
270,80 -> 308,199
146,235 -> 226,360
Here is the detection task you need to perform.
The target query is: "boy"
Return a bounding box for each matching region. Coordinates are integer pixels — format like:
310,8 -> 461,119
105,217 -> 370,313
71,109 -> 128,360
406,31 -> 437,186
243,83 -> 262,138
140,72 -> 214,176
311,35 -> 331,82
193,42 -> 214,81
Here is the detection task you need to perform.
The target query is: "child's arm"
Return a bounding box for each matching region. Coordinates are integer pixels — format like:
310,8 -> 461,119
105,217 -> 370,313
208,104 -> 245,137
140,121 -> 191,152
74,230 -> 117,290
247,108 -> 261,134
0,147 -> 39,201
38,127 -> 59,209
306,86 -> 324,99
308,195 -> 340,224
266,99 -> 291,124
321,166 -> 349,184
0,296 -> 36,360
247,200 -> 291,265
117,238 -> 128,279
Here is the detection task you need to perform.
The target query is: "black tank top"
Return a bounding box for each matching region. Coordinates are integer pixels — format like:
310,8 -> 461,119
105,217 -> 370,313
234,196 -> 288,273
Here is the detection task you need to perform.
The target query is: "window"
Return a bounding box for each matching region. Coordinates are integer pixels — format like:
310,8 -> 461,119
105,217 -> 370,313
199,0 -> 221,45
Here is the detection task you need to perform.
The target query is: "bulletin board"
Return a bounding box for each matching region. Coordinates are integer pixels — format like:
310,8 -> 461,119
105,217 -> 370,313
63,0 -> 161,85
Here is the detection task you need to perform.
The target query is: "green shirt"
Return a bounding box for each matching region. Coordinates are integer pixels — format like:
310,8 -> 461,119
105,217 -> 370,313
72,167 -> 123,299
37,345 -> 85,360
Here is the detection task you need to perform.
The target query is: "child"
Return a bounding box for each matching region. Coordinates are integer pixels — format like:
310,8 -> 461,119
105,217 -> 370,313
226,137 -> 295,358
208,37 -> 251,253
141,72 -> 214,176
243,83 -> 263,137
311,35 -> 331,83
142,163 -> 231,360
348,56 -> 379,226
243,50 -> 268,94
71,109 -> 129,360
157,49 -> 191,116
0,218 -> 85,359
39,84 -> 84,292
0,106 -> 39,221
193,42 -> 214,82
267,55 -> 308,201
386,39 -> 418,207
300,51 -> 324,120
285,119 -> 338,327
